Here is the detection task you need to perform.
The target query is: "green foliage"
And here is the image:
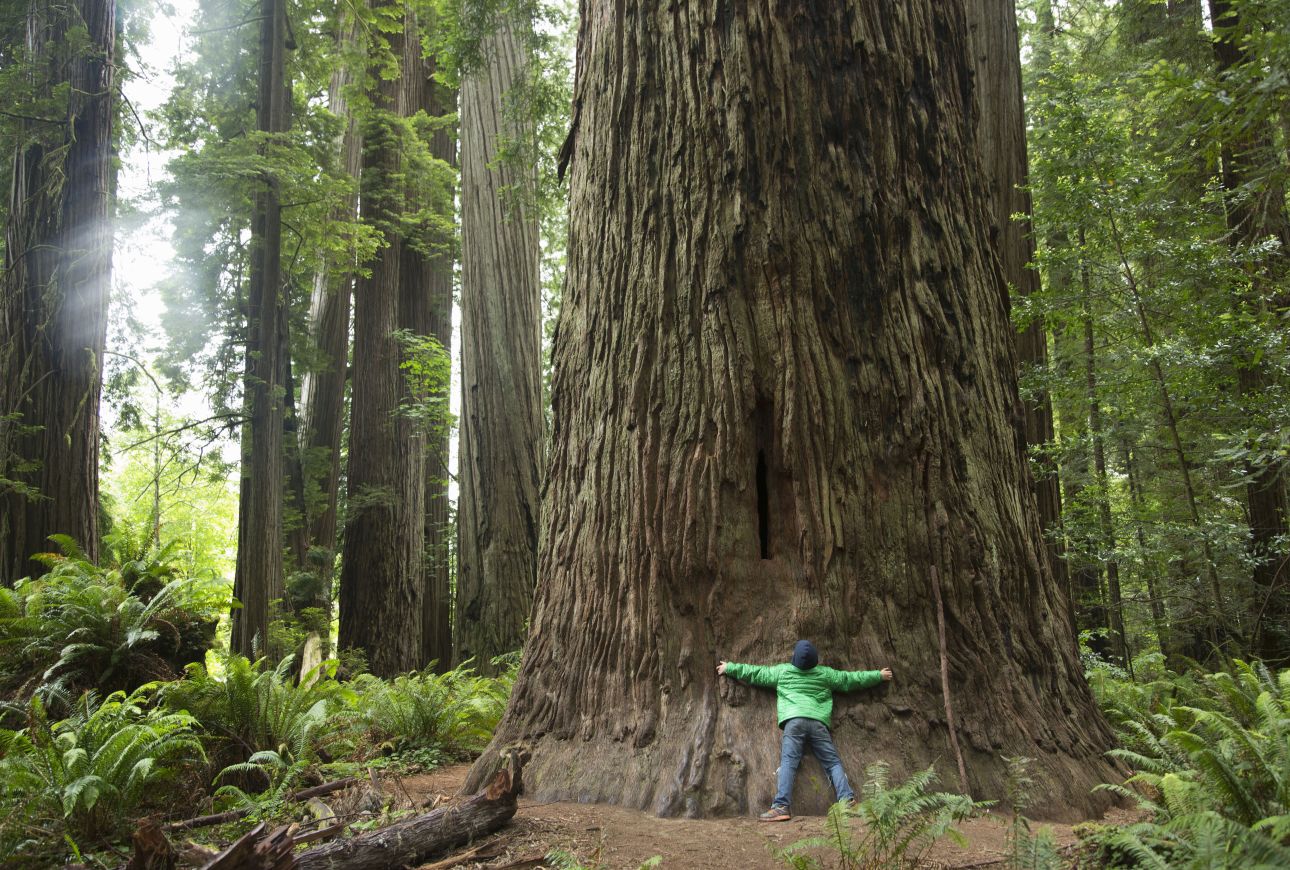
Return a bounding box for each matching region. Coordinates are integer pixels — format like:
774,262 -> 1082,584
0,539 -> 220,707
774,762 -> 989,870
349,661 -> 513,759
0,690 -> 204,860
157,654 -> 353,783
1002,756 -> 1061,870
1087,660 -> 1290,867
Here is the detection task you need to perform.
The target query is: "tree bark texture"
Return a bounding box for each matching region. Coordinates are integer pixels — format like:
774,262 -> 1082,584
231,0 -> 289,658
963,0 -> 1064,584
416,46 -> 457,673
338,15 -> 425,676
0,0 -> 115,584
468,0 -> 1117,820
396,8 -> 450,671
455,21 -> 543,673
295,13 -> 364,643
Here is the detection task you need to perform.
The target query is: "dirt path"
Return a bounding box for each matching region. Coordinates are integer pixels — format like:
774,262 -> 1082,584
392,764 -> 1131,869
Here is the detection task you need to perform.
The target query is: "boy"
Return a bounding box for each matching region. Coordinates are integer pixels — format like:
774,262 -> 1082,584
718,640 -> 893,821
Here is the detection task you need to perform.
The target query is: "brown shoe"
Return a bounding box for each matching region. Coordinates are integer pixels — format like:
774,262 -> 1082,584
759,806 -> 791,822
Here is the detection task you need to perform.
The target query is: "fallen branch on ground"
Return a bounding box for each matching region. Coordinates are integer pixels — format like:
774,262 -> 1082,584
293,750 -> 524,870
168,779 -> 359,832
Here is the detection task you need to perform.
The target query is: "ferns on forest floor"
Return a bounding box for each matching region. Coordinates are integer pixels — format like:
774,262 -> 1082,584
0,689 -> 205,862
1085,657 -> 1290,868
773,761 -> 990,870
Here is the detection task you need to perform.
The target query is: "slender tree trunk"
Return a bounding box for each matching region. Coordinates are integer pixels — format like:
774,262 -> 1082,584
1109,211 -> 1229,657
1079,236 -> 1129,669
418,50 -> 457,673
964,0 -> 1064,584
0,0 -> 115,584
467,0 -> 1116,820
296,12 -> 363,655
1207,0 -> 1290,666
1122,439 -> 1172,657
338,10 -> 424,676
230,0 -> 289,658
455,19 -> 543,674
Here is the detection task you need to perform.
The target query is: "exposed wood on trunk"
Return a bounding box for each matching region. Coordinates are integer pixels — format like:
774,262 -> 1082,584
456,19 -> 543,674
469,0 -> 1117,820
0,0 -> 116,584
294,753 -> 522,870
231,0 -> 290,657
127,818 -> 177,870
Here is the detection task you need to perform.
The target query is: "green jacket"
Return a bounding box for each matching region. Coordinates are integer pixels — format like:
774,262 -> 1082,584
723,662 -> 884,729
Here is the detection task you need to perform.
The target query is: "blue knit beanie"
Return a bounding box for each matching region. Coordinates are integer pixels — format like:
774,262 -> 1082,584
792,639 -> 818,670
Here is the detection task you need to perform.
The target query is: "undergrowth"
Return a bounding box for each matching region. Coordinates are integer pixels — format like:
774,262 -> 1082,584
1083,654 -> 1290,868
774,761 -> 990,869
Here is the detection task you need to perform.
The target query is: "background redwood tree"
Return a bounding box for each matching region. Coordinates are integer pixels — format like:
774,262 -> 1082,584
469,0 -> 1117,818
455,15 -> 544,674
1,0 -> 116,584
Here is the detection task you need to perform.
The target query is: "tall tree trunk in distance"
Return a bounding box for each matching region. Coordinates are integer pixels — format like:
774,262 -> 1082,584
419,49 -> 457,673
1079,237 -> 1129,669
456,20 -> 543,675
296,11 -> 364,655
1208,0 -> 1290,667
230,0 -> 289,658
964,0 -> 1065,589
394,6 -> 436,670
338,12 -> 425,676
0,0 -> 115,584
467,0 -> 1117,819
1122,440 -> 1172,657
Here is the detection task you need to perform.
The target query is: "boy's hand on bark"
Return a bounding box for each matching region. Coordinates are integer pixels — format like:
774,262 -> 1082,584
880,667 -> 893,681
717,661 -> 728,675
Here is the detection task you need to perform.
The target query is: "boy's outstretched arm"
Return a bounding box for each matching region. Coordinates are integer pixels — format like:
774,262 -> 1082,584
825,665 -> 894,692
717,660 -> 782,687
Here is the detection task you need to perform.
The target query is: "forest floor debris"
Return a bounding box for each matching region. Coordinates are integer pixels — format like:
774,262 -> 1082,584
391,763 -> 1142,870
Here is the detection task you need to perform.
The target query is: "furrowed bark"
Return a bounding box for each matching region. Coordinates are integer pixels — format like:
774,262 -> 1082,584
455,19 -> 543,674
468,0 -> 1117,820
964,0 -> 1064,584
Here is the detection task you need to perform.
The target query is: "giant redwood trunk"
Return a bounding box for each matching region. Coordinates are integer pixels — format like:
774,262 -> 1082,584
964,0 -> 1064,584
230,0 -> 289,657
338,13 -> 424,676
0,0 -> 115,584
455,20 -> 543,673
468,0 -> 1117,819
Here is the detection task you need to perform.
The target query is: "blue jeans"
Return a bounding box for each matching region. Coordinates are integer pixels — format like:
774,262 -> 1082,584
773,717 -> 854,809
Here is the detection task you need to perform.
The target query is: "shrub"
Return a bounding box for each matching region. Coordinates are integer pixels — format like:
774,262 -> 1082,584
157,653 -> 353,783
0,537 -> 218,709
0,689 -> 204,861
774,762 -> 989,870
1088,659 -> 1290,868
348,661 -> 512,760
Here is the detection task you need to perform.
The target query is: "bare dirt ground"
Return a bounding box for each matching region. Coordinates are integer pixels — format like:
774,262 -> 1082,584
393,763 -> 1136,870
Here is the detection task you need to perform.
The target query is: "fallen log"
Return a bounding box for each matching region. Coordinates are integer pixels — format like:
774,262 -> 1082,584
294,751 -> 524,870
168,779 -> 359,832
200,822 -> 297,870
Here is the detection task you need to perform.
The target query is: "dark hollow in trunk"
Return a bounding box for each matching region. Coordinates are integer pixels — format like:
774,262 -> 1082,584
467,0 -> 1118,820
